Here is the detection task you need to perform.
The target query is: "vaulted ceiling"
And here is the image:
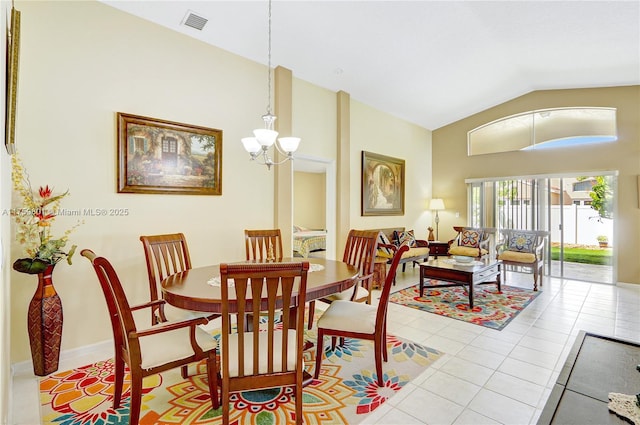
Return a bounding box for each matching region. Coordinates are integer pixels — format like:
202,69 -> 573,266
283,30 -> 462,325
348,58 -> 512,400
102,1 -> 640,130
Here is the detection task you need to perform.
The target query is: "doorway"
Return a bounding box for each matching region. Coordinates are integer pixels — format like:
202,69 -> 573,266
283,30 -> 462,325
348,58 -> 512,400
292,155 -> 336,260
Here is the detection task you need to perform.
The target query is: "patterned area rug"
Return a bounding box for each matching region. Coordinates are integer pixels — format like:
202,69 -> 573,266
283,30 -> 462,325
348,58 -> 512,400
389,283 -> 540,330
40,312 -> 442,424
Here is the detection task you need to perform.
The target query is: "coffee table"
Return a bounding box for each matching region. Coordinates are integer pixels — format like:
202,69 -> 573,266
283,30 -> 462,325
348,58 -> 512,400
418,258 -> 501,309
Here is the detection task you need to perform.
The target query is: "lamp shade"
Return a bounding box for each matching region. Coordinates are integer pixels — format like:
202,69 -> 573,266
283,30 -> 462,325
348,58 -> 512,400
241,137 -> 261,154
278,137 -> 301,153
253,128 -> 278,147
429,198 -> 445,210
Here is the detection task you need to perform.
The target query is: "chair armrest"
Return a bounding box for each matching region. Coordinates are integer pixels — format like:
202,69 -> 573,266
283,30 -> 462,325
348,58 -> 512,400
379,243 -> 398,252
534,239 -> 545,259
415,239 -> 429,248
130,299 -> 165,312
135,316 -> 209,338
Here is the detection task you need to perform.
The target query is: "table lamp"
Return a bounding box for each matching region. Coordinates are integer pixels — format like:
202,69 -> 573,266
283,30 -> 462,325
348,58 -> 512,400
429,198 -> 445,241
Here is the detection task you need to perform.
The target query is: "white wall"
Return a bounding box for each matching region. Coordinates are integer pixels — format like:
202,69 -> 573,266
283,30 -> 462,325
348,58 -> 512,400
550,205 -> 614,245
1,2 -> 12,421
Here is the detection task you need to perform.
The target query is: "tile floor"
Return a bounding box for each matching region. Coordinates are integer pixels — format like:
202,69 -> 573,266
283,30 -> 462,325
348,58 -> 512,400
11,266 -> 640,425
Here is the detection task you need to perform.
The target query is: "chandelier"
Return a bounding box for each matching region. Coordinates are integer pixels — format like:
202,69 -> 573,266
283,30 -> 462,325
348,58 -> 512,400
241,0 -> 300,170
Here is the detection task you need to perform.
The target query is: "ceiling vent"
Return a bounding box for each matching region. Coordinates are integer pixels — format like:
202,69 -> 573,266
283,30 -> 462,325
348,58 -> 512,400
181,10 -> 208,31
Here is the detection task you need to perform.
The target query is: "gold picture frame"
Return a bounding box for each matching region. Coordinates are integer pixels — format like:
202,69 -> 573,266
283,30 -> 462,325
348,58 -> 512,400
117,113 -> 223,195
361,151 -> 405,216
5,6 -> 20,154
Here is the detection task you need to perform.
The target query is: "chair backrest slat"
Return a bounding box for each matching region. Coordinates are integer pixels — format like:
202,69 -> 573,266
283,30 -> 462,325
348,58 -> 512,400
245,229 -> 284,261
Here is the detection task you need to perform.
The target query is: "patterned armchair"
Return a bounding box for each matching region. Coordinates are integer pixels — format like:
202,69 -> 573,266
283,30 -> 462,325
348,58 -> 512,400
496,229 -> 549,291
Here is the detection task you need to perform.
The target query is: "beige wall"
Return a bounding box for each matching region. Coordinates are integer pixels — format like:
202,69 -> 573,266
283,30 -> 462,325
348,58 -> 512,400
294,172 -> 326,230
8,0 -> 281,363
432,86 -> 640,284
6,0 -> 434,367
350,100 -> 433,239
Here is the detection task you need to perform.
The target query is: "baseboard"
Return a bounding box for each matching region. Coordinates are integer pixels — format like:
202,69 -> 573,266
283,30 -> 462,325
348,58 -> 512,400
11,339 -> 112,377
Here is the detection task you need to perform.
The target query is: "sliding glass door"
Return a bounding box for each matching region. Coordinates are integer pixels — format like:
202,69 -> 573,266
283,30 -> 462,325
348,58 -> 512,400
469,173 -> 614,284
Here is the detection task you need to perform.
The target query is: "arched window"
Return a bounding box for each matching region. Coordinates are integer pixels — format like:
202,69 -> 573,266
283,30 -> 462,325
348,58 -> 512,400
467,107 -> 617,156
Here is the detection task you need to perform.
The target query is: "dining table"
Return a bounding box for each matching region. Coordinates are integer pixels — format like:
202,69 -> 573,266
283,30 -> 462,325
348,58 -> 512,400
161,257 -> 359,315
161,257 -> 358,387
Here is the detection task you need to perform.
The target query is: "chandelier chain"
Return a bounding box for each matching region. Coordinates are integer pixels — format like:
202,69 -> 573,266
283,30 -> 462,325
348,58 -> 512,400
266,0 -> 272,116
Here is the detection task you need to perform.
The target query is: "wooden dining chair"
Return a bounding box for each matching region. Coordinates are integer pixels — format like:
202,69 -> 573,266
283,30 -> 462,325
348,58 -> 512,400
140,233 -> 219,377
218,261 -> 309,425
81,249 -> 219,424
314,244 -> 408,386
140,233 -> 217,324
244,229 -> 284,261
307,229 -> 379,329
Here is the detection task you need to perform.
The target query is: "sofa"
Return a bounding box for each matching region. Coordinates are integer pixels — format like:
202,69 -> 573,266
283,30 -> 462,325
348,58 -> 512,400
367,227 -> 430,283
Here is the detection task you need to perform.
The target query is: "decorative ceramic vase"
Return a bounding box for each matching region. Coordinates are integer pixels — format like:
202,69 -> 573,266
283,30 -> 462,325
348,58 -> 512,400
27,264 -> 63,376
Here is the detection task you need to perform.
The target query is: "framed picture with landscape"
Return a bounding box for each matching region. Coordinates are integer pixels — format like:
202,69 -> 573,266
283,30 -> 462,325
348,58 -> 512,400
117,113 -> 222,195
5,6 -> 20,155
361,151 -> 405,216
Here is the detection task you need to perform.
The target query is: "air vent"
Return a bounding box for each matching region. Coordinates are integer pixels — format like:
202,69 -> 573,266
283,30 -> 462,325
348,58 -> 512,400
181,10 -> 208,31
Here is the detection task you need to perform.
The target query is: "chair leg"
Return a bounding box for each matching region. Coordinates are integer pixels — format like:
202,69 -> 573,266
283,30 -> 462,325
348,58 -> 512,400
222,380 -> 230,425
307,301 -> 315,330
181,364 -> 189,378
533,267 -> 538,291
314,330 -> 324,379
128,369 -> 143,425
113,356 -> 125,409
206,353 -> 220,410
374,334 -> 384,386
382,323 -> 388,362
294,379 -> 303,425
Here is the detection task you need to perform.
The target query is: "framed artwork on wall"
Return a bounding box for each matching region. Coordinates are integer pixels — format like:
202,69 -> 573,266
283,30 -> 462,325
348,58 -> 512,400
5,6 -> 20,154
117,113 -> 223,195
361,151 -> 405,216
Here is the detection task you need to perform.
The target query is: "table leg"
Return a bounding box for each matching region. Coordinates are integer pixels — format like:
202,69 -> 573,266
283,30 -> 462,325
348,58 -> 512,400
468,281 -> 474,309
419,266 -> 425,297
497,264 -> 502,292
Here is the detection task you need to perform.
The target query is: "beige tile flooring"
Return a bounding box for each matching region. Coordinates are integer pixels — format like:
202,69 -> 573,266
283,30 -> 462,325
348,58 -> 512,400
11,266 -> 640,424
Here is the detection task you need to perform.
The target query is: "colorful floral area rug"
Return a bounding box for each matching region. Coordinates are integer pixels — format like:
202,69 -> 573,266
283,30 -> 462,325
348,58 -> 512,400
40,312 -> 442,424
389,283 -> 540,331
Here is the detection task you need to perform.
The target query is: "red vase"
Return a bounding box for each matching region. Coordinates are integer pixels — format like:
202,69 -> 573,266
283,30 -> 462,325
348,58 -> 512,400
27,264 -> 63,376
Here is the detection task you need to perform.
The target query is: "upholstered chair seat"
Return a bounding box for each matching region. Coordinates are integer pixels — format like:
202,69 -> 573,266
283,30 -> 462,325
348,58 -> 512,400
316,300 -> 378,334
449,245 -> 489,257
138,324 -> 217,370
497,250 -> 537,263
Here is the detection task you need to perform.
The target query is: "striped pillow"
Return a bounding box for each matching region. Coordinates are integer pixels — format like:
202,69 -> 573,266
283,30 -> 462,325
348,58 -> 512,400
376,231 -> 394,258
396,230 -> 417,248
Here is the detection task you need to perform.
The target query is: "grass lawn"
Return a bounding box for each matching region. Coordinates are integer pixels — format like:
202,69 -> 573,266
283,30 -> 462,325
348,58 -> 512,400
551,246 -> 612,265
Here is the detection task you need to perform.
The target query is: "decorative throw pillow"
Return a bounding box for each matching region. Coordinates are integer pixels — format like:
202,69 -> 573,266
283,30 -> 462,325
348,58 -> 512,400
376,231 -> 394,258
396,230 -> 417,248
507,232 -> 536,253
460,229 -> 482,248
